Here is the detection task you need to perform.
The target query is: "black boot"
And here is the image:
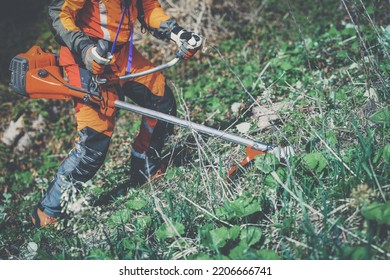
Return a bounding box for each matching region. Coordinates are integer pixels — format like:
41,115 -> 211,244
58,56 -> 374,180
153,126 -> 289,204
115,153 -> 164,196
129,154 -> 162,186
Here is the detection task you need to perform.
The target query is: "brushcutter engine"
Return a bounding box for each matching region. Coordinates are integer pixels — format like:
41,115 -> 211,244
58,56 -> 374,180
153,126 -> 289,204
8,46 -> 98,103
9,46 -> 58,97
9,56 -> 29,97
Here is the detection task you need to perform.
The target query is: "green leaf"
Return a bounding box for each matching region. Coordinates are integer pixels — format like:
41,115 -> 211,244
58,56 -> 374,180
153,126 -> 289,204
351,247 -> 369,260
264,167 -> 286,188
303,152 -> 328,173
328,25 -> 340,37
87,249 -> 111,260
243,76 -> 254,88
189,253 -> 214,260
215,194 -> 261,220
336,50 -> 349,59
342,27 -> 356,36
229,225 -> 241,240
121,237 -> 135,250
215,207 -> 229,220
229,196 -> 261,218
343,246 -> 370,260
108,210 -> 131,227
255,153 -> 280,174
366,6 -> 374,14
326,131 -> 337,146
32,231 -> 42,243
209,227 -> 230,248
91,187 -> 105,195
240,226 -> 262,247
208,226 -> 240,248
361,201 -> 390,225
125,198 -> 147,211
370,108 -> 390,124
155,221 -> 185,240
229,244 -> 259,260
135,216 -> 152,231
281,61 -> 293,71
257,249 -> 281,260
383,144 -> 390,164
165,168 -> 177,180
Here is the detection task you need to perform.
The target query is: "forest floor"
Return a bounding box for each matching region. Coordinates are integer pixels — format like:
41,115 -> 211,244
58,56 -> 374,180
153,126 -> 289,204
0,0 -> 389,260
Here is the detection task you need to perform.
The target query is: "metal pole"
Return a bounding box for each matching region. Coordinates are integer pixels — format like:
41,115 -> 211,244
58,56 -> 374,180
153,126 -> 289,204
114,100 -> 273,152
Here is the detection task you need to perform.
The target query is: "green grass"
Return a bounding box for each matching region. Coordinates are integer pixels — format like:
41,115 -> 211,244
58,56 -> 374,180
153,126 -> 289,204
0,0 -> 389,260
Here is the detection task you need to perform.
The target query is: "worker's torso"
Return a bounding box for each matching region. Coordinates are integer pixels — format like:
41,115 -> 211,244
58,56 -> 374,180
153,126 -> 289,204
77,0 -> 138,44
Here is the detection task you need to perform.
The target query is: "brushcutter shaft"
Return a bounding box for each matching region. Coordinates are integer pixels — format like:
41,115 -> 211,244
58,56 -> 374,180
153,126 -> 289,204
114,100 -> 273,152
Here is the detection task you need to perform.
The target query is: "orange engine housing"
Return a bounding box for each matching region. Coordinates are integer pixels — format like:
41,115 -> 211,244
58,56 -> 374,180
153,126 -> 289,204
9,46 -> 78,100
9,45 -> 118,116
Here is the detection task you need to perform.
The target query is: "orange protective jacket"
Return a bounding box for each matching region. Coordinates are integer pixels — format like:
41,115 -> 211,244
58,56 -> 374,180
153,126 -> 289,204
49,0 -> 171,55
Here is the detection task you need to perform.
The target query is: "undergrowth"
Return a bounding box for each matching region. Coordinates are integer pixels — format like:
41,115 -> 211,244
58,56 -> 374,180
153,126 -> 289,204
0,0 -> 389,260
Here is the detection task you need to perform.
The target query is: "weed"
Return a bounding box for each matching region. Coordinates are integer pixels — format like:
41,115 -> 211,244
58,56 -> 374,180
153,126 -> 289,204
1,0 -> 389,260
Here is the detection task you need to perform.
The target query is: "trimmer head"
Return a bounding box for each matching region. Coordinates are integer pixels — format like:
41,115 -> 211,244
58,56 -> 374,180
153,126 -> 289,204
228,145 -> 294,177
268,145 -> 295,161
228,146 -> 266,177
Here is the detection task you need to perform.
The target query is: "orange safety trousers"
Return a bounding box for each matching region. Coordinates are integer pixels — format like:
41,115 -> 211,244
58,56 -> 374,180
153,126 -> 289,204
39,43 -> 176,217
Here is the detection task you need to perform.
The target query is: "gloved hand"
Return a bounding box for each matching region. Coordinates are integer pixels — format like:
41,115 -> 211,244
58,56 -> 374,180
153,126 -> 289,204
81,45 -> 111,74
170,26 -> 202,60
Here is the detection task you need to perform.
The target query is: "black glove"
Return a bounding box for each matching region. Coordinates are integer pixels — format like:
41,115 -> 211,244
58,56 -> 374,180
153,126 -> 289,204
170,26 -> 203,60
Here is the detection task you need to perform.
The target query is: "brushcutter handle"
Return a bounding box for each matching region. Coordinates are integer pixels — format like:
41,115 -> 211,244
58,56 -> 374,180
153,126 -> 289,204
96,40 -> 110,58
95,39 -> 113,61
94,56 -> 181,84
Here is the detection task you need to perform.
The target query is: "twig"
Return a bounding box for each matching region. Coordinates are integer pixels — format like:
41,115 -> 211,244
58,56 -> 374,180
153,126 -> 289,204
252,61 -> 271,90
339,35 -> 357,46
173,84 -> 234,202
284,236 -> 311,249
358,0 -> 390,61
193,2 -> 206,34
153,195 -> 189,254
341,0 -> 389,94
312,130 -> 357,177
337,224 -> 390,257
180,194 -> 233,227
177,84 -> 235,200
271,171 -> 322,217
328,203 -> 349,216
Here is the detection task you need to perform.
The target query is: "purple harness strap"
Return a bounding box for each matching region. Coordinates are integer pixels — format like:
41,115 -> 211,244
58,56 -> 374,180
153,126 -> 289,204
111,5 -> 134,75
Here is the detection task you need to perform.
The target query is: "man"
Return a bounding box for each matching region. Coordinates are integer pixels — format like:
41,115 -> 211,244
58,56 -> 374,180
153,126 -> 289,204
31,0 -> 202,228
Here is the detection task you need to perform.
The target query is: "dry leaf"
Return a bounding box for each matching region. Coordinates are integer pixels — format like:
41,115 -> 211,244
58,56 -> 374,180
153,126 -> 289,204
1,116 -> 24,146
236,122 -> 251,133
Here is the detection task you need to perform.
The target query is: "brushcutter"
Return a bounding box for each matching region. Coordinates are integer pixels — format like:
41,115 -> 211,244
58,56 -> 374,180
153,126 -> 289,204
8,45 -> 292,176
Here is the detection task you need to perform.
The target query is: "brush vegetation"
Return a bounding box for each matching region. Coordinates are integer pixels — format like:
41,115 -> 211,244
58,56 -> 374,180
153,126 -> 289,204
0,0 -> 389,260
